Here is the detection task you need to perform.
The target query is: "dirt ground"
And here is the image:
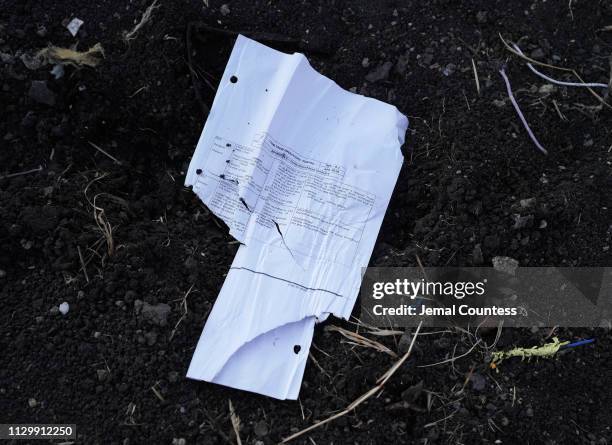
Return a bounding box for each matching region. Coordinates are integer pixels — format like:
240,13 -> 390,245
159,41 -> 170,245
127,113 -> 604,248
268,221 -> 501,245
1,0 -> 611,443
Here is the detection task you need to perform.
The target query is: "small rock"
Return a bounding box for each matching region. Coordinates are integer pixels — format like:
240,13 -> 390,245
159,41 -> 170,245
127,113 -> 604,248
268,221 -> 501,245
172,439 -> 186,445
421,53 -> 433,65
59,302 -> 69,315
28,80 -> 55,106
93,331 -> 101,339
443,63 -> 456,76
493,99 -> 505,108
28,81 -> 56,106
361,57 -> 370,68
20,53 -> 45,70
28,398 -> 38,408
398,331 -> 412,354
470,373 -> 486,391
144,331 -> 158,346
530,48 -> 545,60
492,256 -> 519,275
519,197 -> 537,209
365,61 -> 393,83
49,306 -> 60,315
141,302 -> 171,326
539,220 -> 547,229
254,420 -> 269,438
168,371 -> 179,383
35,316 -> 43,323
0,269 -> 6,278
401,380 -> 423,402
220,4 -> 230,16
501,416 -> 510,426
395,51 -> 410,75
512,214 -> 533,230
526,407 -> 534,417
538,84 -> 554,94
97,369 -> 109,382
134,299 -> 144,314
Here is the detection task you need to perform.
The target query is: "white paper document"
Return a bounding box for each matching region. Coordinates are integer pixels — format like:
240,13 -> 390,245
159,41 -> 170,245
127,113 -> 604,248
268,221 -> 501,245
185,35 -> 408,399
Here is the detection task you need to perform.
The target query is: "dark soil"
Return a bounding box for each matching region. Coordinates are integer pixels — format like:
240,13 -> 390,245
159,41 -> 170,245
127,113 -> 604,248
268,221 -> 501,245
1,0 -> 611,444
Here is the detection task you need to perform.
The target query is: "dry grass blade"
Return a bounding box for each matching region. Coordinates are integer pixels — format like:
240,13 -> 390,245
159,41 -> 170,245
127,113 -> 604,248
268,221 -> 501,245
84,174 -> 115,257
499,33 -> 612,110
169,284 -> 194,341
228,400 -> 242,445
282,322 -> 422,443
418,339 -> 481,368
327,325 -> 397,357
471,58 -> 480,95
124,0 -> 160,42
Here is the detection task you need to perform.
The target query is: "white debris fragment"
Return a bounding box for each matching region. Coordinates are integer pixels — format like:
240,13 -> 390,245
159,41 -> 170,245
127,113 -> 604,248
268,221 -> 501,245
50,64 -> 64,79
66,17 -> 84,37
59,302 -> 70,315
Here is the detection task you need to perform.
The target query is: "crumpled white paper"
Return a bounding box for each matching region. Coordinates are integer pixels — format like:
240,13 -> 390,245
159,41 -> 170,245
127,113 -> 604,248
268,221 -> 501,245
185,35 -> 408,399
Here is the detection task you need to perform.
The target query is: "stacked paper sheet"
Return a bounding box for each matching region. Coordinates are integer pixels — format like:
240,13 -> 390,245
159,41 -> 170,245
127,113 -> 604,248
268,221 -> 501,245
185,35 -> 407,399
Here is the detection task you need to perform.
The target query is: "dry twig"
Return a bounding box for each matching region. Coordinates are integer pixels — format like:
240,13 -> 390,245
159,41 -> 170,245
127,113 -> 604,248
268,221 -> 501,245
326,325 -> 397,357
124,0 -> 160,42
228,400 -> 242,445
281,322 -> 422,443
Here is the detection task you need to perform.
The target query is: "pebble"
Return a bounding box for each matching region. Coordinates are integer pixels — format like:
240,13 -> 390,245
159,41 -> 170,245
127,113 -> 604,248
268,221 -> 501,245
168,371 -> 179,383
492,256 -> 519,275
397,331 -> 412,354
361,57 -> 370,68
28,398 -> 38,408
97,369 -> 109,382
59,302 -> 69,315
470,373 -> 486,391
220,4 -> 230,16
512,214 -> 533,230
401,381 -> 423,402
530,48 -> 545,59
538,84 -> 554,94
442,63 -> 456,76
144,331 -> 158,346
395,51 -> 410,75
141,302 -> 171,326
0,269 -> 5,278
172,439 -> 186,445
49,306 -> 60,315
28,80 -> 56,106
365,61 -> 393,83
254,420 -> 269,437
519,197 -> 537,209
526,407 -> 534,417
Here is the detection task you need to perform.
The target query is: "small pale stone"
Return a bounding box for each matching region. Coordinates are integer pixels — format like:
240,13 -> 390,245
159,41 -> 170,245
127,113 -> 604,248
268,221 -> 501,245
59,302 -> 69,315
492,256 -> 519,275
